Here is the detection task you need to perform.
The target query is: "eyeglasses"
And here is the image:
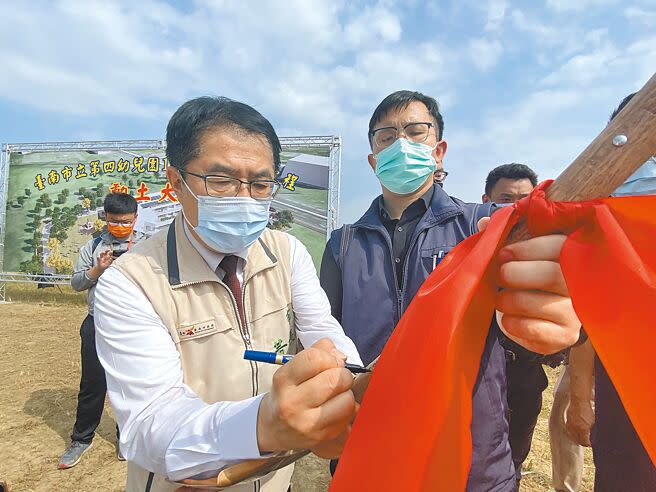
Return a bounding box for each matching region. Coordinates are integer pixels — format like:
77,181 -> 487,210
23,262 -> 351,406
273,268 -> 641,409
434,170 -> 449,182
106,220 -> 135,226
182,170 -> 280,200
370,122 -> 434,149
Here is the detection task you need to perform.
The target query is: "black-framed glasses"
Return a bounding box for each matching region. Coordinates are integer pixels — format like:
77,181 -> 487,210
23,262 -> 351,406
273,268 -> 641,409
370,122 -> 434,149
106,219 -> 135,226
182,170 -> 280,200
434,170 -> 449,182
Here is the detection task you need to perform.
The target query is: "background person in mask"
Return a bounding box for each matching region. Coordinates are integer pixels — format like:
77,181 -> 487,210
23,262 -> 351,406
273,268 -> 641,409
93,96 -> 363,492
567,93 -> 656,492
320,90 -> 583,491
59,192 -> 144,469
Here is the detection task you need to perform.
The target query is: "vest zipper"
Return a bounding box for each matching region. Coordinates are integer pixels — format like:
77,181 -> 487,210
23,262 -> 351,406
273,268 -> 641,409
216,280 -> 258,398
356,225 -> 403,322
357,207 -> 462,322
174,272 -> 270,399
240,281 -> 259,397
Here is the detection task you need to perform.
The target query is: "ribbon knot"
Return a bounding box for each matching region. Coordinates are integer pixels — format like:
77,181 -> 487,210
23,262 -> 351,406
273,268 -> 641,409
514,180 -> 597,237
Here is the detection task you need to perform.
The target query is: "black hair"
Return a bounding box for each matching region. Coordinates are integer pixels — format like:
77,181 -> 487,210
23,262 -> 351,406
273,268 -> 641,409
104,192 -> 137,215
166,96 -> 282,175
368,90 -> 445,146
484,163 -> 538,196
609,93 -> 636,122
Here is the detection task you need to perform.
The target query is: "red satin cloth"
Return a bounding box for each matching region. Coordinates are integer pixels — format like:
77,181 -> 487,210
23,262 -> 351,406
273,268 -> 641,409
330,181 -> 656,491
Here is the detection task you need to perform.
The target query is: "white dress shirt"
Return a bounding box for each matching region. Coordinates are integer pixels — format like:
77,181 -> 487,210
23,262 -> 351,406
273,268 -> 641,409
94,227 -> 362,481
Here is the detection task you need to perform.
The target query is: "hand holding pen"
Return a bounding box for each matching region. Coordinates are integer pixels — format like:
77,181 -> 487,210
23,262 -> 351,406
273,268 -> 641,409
244,349 -> 371,374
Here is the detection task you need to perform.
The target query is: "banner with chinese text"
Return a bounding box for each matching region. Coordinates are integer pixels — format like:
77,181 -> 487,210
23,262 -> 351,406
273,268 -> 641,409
2,140 -> 335,275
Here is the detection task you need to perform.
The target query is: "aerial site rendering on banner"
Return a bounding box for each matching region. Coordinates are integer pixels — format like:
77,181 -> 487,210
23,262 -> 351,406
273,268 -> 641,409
1,137 -> 339,276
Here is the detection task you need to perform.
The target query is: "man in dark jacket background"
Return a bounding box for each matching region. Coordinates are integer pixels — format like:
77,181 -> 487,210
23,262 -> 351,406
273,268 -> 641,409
321,90 -> 582,491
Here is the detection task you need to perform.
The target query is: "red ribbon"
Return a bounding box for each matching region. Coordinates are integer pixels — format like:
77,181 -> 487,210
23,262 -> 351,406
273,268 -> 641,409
330,182 -> 656,491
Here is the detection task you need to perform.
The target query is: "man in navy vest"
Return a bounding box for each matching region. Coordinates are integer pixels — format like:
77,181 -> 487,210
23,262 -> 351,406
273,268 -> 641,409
320,90 -> 583,491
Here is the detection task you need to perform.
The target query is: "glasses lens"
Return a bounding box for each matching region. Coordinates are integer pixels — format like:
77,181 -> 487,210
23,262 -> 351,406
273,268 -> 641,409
404,123 -> 430,143
206,177 -> 239,197
374,128 -> 398,149
251,181 -> 277,199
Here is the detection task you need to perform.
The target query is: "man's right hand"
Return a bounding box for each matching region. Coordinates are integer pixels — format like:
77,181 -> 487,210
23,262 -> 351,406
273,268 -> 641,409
566,397 -> 595,447
256,338 -> 356,459
88,250 -> 114,280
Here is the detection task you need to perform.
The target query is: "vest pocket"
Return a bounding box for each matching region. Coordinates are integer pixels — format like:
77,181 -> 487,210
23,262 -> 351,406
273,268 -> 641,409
420,245 -> 454,272
248,302 -> 295,353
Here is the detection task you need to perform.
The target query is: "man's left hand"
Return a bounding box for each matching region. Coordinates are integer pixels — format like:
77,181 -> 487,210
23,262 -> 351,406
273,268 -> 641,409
478,217 -> 581,354
494,233 -> 581,354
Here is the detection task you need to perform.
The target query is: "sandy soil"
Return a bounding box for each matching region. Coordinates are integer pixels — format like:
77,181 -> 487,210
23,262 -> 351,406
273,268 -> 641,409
0,295 -> 593,491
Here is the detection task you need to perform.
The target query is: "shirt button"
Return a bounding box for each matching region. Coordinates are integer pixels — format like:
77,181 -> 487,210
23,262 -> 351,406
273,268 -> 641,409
397,226 -> 403,232
395,257 -> 401,263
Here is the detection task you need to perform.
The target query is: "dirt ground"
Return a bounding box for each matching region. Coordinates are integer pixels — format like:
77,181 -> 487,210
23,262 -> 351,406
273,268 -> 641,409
0,287 -> 593,491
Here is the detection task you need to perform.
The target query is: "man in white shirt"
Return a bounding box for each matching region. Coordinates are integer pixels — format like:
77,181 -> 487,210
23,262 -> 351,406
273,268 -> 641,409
94,96 -> 362,491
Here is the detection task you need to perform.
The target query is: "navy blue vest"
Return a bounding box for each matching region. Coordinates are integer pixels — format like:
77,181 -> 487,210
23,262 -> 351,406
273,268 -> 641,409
327,184 -> 517,491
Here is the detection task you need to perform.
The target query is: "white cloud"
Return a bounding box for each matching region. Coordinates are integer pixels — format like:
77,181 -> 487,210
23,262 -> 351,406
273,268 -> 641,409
624,6 -> 656,26
0,0 -> 652,220
344,5 -> 402,47
0,1 -> 200,118
469,38 -> 503,71
444,88 -> 594,203
545,0 -> 620,12
509,9 -> 610,65
541,45 -> 620,87
485,0 -> 508,32
510,9 -> 559,43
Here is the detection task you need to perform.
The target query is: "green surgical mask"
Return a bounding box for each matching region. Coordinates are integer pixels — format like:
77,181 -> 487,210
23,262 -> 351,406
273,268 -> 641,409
374,138 -> 436,194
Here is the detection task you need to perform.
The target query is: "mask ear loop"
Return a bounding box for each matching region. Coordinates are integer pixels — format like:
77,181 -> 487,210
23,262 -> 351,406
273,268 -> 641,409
178,174 -> 201,231
180,174 -> 200,201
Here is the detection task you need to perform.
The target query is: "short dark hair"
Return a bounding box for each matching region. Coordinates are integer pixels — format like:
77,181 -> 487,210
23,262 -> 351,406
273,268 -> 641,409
484,163 -> 538,196
166,96 -> 282,174
104,192 -> 137,215
368,90 -> 445,146
609,93 -> 636,122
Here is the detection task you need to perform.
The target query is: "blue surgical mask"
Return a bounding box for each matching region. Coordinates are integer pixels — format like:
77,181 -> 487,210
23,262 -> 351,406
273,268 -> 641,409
612,157 -> 656,197
183,179 -> 271,253
374,138 -> 437,195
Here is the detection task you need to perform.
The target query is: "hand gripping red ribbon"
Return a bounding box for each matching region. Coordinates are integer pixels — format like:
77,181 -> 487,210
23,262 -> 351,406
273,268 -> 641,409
330,181 -> 656,492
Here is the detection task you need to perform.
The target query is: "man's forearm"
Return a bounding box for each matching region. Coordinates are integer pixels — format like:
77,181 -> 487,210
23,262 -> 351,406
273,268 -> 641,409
568,339 -> 595,402
70,269 -> 97,291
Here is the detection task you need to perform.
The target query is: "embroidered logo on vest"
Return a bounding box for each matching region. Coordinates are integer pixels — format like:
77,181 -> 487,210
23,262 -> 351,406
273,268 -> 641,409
178,320 -> 218,340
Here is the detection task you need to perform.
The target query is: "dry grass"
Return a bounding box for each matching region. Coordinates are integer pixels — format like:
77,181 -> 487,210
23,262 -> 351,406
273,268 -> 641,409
0,299 -> 124,491
0,292 -> 593,491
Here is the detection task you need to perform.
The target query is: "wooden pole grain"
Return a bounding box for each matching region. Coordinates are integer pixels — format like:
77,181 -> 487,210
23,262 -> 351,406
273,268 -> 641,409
509,72 -> 656,242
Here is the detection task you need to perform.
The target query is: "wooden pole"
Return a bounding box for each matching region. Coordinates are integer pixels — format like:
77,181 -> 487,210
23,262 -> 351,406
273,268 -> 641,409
509,72 -> 656,241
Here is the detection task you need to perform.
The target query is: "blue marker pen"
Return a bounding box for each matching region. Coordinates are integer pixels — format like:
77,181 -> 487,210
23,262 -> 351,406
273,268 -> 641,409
432,250 -> 446,270
244,350 -> 370,374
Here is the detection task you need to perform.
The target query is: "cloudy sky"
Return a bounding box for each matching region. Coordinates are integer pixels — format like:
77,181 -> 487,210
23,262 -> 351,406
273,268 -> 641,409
1,0 -> 654,222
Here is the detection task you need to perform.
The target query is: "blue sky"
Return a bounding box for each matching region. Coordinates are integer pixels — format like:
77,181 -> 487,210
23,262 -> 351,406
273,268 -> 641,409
1,0 -> 654,223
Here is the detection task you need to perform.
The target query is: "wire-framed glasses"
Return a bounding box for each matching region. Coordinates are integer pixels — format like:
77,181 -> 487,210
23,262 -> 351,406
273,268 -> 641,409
183,170 -> 280,200
370,122 -> 434,149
